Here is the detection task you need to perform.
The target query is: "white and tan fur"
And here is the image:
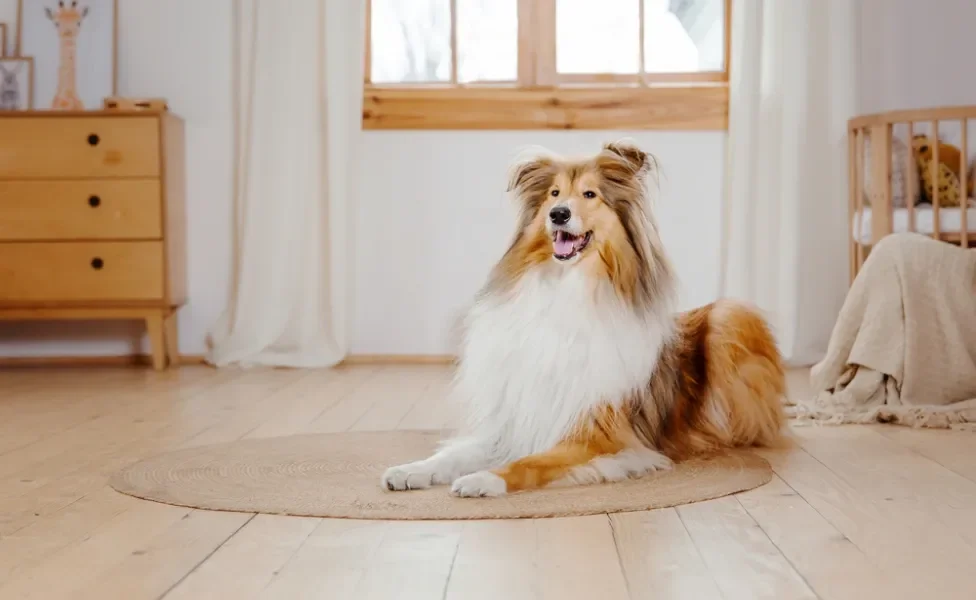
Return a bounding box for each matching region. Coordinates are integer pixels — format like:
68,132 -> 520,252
382,142 -> 787,497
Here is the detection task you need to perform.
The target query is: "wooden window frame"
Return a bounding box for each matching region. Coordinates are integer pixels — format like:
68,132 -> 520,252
363,0 -> 731,131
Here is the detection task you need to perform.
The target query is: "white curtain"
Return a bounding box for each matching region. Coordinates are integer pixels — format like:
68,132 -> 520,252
719,0 -> 859,366
206,0 -> 363,368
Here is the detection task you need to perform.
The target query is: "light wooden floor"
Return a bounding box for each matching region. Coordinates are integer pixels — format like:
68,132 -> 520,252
1,364 -> 976,599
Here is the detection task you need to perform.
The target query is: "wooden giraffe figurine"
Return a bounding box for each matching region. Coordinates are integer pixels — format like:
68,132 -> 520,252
46,0 -> 89,110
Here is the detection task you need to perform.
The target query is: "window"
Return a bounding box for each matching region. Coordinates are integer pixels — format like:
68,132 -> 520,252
364,0 -> 730,130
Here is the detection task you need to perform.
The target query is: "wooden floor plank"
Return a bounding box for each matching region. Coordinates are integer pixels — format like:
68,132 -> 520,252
444,515 -> 632,600
0,498 -> 192,599
0,369 -> 200,456
242,366 -> 377,439
256,519 -> 389,599
736,474 -> 907,600
346,520 -> 463,600
0,369 -> 289,537
794,427 -> 976,552
350,365 -> 443,432
766,431 -> 976,600
678,496 -> 818,600
161,514 -> 319,600
610,509 -> 724,600
875,424 -> 976,485
396,371 -> 457,431
0,367 -> 227,486
532,515 -> 632,600
0,488 -> 131,584
443,519 -> 540,600
71,510 -> 254,600
0,368 -> 235,501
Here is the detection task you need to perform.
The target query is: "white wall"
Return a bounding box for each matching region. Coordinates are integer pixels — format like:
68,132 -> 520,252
0,0 -> 234,358
858,0 -> 976,113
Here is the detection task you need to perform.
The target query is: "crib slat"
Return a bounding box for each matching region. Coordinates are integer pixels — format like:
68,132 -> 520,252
848,128 -> 855,282
849,128 -> 857,283
907,121 -> 916,232
932,120 -> 941,238
961,120 -> 969,247
856,128 -> 865,271
869,124 -> 893,245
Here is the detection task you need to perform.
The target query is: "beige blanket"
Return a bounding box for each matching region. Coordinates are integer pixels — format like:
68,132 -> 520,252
789,233 -> 976,430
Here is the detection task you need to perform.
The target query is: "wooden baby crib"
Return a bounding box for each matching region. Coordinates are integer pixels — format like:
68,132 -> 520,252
848,105 -> 976,283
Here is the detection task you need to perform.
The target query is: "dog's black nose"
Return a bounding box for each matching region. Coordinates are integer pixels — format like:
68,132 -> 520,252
549,206 -> 571,225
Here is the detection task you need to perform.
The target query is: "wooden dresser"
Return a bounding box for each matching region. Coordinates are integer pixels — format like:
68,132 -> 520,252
0,111 -> 186,370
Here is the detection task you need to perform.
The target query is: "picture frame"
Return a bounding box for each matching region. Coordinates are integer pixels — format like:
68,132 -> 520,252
0,57 -> 34,110
16,0 -> 117,111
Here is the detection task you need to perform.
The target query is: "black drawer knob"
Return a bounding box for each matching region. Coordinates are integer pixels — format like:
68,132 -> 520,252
88,195 -> 101,207
91,257 -> 104,270
87,133 -> 100,146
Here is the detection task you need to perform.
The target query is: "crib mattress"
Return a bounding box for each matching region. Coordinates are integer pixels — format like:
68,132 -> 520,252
853,202 -> 976,244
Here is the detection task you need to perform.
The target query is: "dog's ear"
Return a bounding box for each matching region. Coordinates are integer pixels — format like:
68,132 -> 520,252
506,154 -> 555,199
507,158 -> 545,192
603,141 -> 657,177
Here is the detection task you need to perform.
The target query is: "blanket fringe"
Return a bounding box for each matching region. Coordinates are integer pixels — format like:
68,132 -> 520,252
786,399 -> 976,432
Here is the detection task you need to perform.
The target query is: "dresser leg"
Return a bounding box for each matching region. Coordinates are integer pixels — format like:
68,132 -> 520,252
164,311 -> 179,367
146,313 -> 167,371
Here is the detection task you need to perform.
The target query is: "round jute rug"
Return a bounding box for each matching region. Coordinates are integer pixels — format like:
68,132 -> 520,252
109,430 -> 772,520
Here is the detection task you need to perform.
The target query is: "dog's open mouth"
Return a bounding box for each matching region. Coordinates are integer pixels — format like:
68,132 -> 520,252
552,230 -> 592,261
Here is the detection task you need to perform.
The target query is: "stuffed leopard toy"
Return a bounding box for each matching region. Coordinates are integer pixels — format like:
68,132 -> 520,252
911,134 -> 975,207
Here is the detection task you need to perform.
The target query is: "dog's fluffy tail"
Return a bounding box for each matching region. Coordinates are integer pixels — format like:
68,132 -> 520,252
637,298 -> 790,460
700,299 -> 789,449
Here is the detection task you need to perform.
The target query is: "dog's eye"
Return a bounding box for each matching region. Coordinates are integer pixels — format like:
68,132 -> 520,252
550,189 -> 559,197
583,191 -> 596,199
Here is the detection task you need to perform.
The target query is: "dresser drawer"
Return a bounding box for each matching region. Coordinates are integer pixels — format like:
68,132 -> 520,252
0,117 -> 160,179
0,180 -> 162,240
0,241 -> 164,302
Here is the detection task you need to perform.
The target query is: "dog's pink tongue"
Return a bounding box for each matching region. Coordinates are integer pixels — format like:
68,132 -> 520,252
554,231 -> 575,256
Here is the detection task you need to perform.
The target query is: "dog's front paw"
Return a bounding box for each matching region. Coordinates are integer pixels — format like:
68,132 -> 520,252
450,471 -> 507,498
381,462 -> 435,491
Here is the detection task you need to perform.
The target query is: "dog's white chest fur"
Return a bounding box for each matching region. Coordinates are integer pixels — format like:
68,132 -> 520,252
453,268 -> 670,462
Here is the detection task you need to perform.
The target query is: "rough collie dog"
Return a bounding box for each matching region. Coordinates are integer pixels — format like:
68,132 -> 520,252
381,141 -> 787,498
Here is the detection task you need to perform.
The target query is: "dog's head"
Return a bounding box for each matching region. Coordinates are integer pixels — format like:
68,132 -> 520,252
491,141 -> 675,310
